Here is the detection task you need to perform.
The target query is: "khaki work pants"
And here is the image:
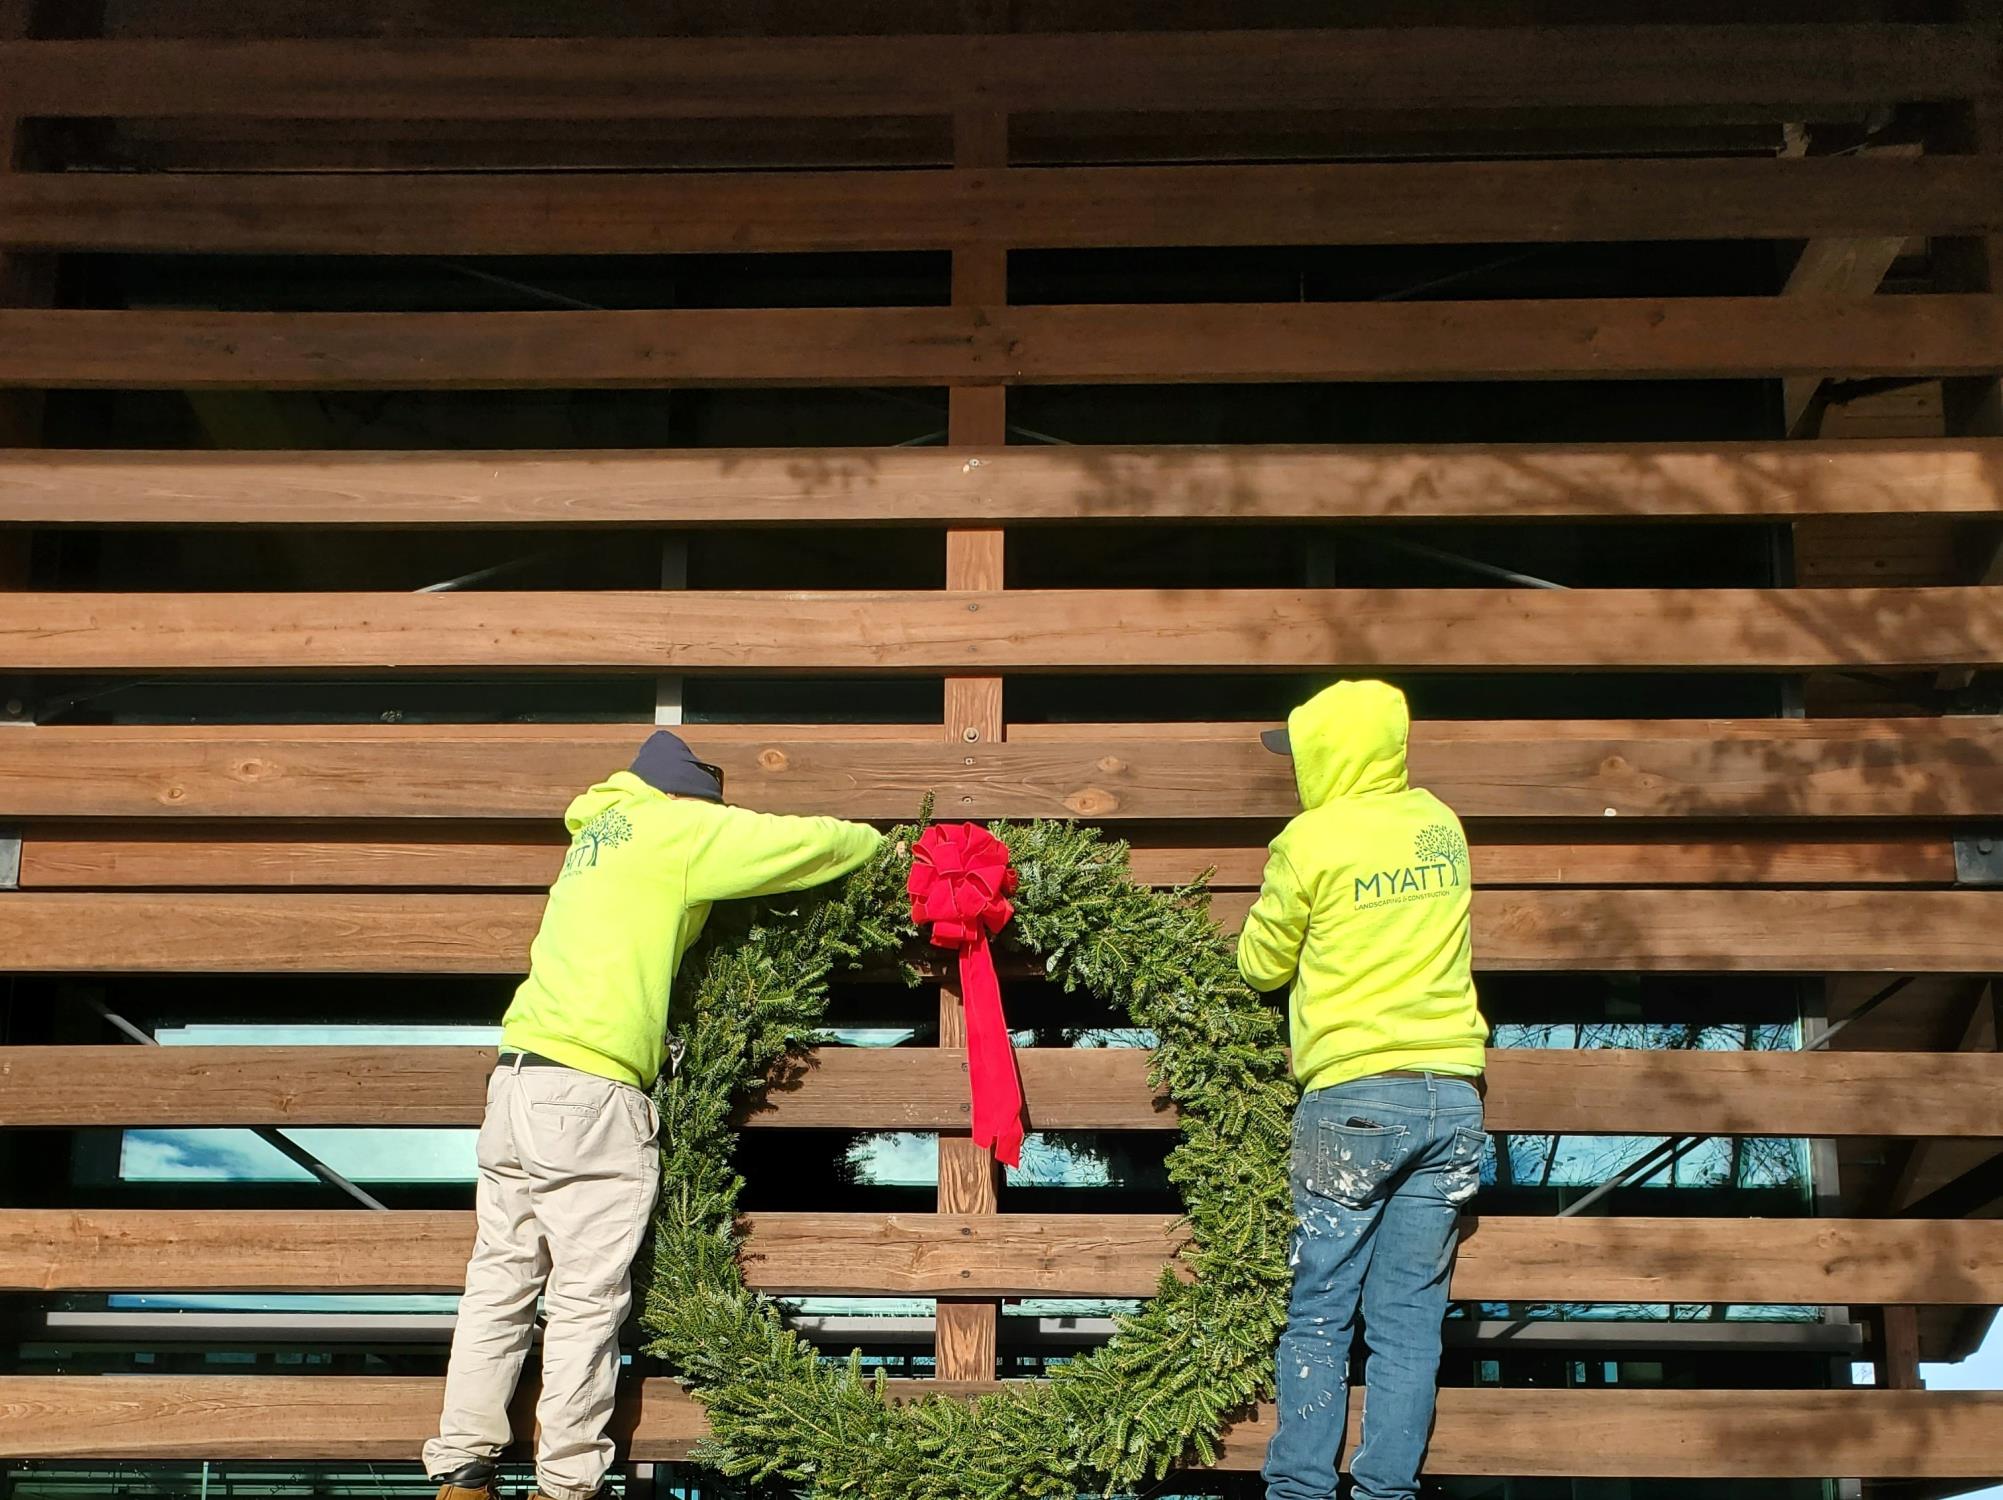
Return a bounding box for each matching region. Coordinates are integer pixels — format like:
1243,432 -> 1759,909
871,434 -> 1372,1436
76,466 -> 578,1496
424,1055 -> 661,1500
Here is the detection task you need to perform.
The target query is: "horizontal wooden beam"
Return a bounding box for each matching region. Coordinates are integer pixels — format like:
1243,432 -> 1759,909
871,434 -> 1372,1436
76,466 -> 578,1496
2,1377 -> 1999,1475
0,27 -> 1989,121
7,157 -> 2003,255
0,888 -> 1995,974
2,299 -> 2000,389
4,440 -> 1999,526
16,826 -> 1959,889
5,1047 -> 1999,1138
0,587 -> 1997,671
5,1210 -> 1998,1306
0,720 -> 1992,821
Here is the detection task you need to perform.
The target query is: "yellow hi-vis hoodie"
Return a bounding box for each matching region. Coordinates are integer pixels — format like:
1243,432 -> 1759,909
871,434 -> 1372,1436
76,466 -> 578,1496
1237,680 -> 1487,1095
501,771 -> 883,1089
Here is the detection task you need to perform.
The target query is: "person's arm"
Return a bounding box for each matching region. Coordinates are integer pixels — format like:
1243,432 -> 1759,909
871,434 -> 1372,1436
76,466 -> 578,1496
685,801 -> 886,904
1237,842 -> 1310,993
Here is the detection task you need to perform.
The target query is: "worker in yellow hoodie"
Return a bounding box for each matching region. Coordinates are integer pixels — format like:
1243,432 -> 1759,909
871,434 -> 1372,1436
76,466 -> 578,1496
425,731 -> 883,1500
1238,680 -> 1488,1500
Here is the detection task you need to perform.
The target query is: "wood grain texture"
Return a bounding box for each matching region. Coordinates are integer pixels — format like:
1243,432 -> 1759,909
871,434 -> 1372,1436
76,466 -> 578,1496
1,26 -> 1989,120
6,157 -> 2003,255
16,826 -> 1957,890
15,1209 -> 2003,1305
0,719 -> 1993,821
939,108 -> 1007,773
5,441 -> 1998,525
0,888 -> 1996,973
7,1210 -> 2001,1305
17,825 -> 569,888
0,587 -> 1997,671
3,1377 -> 2000,1474
0,0 -> 45,450
5,1046 -> 2000,1138
1780,145 -> 1920,438
2,299 -> 2001,389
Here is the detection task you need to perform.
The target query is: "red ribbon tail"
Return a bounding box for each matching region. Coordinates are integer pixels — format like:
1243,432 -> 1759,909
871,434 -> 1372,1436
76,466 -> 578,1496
957,938 -> 1025,1169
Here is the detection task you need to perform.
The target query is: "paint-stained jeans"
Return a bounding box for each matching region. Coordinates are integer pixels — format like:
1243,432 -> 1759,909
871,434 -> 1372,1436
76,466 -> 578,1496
1264,1073 -> 1485,1500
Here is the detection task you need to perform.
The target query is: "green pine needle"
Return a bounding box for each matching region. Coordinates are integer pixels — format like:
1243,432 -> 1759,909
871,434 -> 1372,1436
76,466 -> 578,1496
638,819 -> 1295,1497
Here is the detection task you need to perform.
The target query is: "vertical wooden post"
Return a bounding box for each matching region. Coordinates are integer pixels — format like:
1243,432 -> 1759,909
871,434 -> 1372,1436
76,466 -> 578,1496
934,107 -> 1010,1386
0,1 -> 39,1368
1938,3 -> 2003,690
1874,1305 -> 1924,1390
0,0 -> 47,456
0,0 -> 43,677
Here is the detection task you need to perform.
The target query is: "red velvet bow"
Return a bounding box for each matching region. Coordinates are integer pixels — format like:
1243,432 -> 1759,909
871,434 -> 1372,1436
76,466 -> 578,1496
908,822 -> 1025,1168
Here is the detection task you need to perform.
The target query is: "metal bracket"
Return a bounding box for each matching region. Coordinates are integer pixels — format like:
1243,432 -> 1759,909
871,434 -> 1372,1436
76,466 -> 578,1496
1955,832 -> 2003,886
0,830 -> 17,890
0,680 -> 31,725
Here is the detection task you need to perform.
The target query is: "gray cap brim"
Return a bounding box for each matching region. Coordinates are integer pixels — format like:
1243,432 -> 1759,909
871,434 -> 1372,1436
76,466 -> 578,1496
1260,727 -> 1291,754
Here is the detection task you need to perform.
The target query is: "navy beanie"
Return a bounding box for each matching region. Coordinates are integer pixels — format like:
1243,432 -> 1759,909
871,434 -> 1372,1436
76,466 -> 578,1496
629,730 -> 724,803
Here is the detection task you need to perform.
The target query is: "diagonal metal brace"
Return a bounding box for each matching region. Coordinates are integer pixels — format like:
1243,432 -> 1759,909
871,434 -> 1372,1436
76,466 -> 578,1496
84,997 -> 388,1211
0,827 -> 18,891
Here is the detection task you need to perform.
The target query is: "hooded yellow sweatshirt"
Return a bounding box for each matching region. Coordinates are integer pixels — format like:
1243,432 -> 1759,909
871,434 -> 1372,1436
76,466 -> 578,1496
1237,681 -> 1487,1094
501,771 -> 883,1089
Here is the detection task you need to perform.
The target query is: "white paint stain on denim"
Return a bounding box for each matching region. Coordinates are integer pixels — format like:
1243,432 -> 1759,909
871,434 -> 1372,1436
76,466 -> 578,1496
1443,1127 -> 1485,1205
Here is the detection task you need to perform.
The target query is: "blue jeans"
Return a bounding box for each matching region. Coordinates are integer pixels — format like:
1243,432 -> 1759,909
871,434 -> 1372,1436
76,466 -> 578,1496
1264,1073 -> 1485,1500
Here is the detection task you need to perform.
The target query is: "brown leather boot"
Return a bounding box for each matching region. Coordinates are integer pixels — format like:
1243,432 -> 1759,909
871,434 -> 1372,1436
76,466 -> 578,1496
430,1459 -> 499,1500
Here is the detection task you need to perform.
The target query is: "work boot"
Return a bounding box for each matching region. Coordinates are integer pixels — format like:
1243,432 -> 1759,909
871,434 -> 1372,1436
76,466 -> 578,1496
430,1459 -> 499,1500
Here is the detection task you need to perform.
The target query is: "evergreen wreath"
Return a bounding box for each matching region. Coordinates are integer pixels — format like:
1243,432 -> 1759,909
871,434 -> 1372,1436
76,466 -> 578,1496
638,815 -> 1299,1497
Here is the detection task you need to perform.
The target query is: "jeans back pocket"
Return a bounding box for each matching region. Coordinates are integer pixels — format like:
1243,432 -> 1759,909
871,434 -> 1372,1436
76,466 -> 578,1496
1444,1124 -> 1487,1205
1306,1119 -> 1409,1209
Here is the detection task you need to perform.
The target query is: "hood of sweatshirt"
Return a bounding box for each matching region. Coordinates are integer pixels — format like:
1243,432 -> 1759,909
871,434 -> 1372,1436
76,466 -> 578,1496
1280,679 -> 1411,810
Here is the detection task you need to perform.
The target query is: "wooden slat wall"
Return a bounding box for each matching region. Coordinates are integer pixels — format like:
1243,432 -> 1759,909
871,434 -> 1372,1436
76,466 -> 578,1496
6,157 -> 2003,254
3,26 -> 1993,118
0,587 -> 1998,670
4,298 -> 2001,388
8,1046 -> 2003,1139
1,11 -> 2001,1485
5,1210 -> 2002,1305
5,441 -> 2002,523
0,887 -> 1998,972
5,1379 -> 2003,1477
0,720 -> 1994,821
8,158 -> 2003,254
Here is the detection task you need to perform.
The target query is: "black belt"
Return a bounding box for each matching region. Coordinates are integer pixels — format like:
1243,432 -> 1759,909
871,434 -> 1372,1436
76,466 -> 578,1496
497,1050 -> 566,1071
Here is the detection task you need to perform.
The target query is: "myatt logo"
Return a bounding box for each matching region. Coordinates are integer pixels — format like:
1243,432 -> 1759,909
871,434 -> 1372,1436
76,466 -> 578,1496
1354,823 -> 1469,910
560,808 -> 633,878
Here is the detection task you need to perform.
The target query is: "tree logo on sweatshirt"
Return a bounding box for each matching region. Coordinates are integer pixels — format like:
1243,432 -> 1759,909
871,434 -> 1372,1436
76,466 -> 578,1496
1353,824 -> 1468,910
562,808 -> 633,876
1415,823 -> 1468,873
